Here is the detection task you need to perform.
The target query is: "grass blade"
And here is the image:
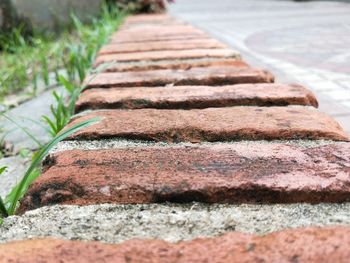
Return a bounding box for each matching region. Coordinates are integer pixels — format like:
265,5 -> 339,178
6,117 -> 100,215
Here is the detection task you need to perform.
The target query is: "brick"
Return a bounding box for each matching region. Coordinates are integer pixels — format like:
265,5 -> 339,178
85,66 -> 274,88
98,39 -> 228,55
94,49 -> 240,65
123,14 -> 176,25
19,142 -> 350,208
103,58 -> 248,72
114,25 -> 205,37
1,227 -> 350,262
66,107 -> 348,142
110,26 -> 208,43
110,34 -> 210,44
75,83 -> 318,112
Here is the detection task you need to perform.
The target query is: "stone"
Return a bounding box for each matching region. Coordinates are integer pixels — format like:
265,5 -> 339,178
66,107 -> 348,142
18,142 -> 350,211
1,227 -> 350,262
98,39 -> 228,55
102,58 -> 248,72
85,66 -> 274,88
75,83 -> 318,112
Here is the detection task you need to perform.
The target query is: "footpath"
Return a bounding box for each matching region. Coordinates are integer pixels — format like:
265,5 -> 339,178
0,14 -> 350,262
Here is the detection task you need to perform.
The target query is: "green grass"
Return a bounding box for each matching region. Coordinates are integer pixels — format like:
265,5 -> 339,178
0,2 -> 126,102
0,2 -> 125,222
0,117 -> 100,220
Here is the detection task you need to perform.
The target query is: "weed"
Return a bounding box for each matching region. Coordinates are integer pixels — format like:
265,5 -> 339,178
0,117 -> 100,220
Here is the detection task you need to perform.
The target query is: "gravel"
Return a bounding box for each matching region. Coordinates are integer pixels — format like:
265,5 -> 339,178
1,203 -> 350,244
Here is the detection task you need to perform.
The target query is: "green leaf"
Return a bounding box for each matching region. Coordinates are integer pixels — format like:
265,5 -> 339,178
6,117 -> 100,215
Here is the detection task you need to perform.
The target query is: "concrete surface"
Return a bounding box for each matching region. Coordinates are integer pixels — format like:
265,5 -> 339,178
1,203 -> 350,243
170,0 -> 350,135
11,0 -> 103,31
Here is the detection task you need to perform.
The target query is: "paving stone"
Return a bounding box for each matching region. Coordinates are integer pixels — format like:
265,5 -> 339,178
18,142 -> 350,211
95,49 -> 239,66
98,39 -> 227,55
1,226 -> 350,262
103,58 -> 247,72
86,66 -> 274,88
66,107 -> 348,142
75,83 -> 318,112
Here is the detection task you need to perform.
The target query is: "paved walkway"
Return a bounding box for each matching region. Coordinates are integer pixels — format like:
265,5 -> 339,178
170,0 -> 350,134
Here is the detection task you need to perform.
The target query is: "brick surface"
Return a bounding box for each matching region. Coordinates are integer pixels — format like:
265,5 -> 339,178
103,58 -> 248,72
1,227 -> 350,262
67,107 -> 348,142
75,83 -> 318,112
86,66 -> 274,88
123,14 -> 176,24
114,25 -> 205,37
19,142 -> 350,210
110,34 -> 211,44
98,39 -> 227,55
110,26 -> 207,43
95,49 -> 239,65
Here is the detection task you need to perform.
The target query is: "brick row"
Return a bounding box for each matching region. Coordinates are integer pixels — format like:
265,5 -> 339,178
67,107 -> 348,142
19,142 -> 350,211
103,58 -> 248,72
95,49 -> 239,65
1,227 -> 349,262
75,83 -> 318,112
86,66 -> 274,88
98,39 -> 228,55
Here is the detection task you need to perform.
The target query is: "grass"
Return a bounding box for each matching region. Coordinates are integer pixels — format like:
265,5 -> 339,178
0,2 -> 125,221
0,2 -> 125,103
0,118 -> 100,221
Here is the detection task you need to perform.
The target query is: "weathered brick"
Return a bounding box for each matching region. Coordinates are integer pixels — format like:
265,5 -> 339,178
110,26 -> 208,43
75,83 -> 318,112
20,142 -> 350,208
1,227 -> 350,262
103,58 -> 248,72
114,25 -> 205,37
66,107 -> 348,142
110,34 -> 210,44
94,49 -> 240,66
85,66 -> 274,88
98,39 -> 228,55
123,14 -> 176,25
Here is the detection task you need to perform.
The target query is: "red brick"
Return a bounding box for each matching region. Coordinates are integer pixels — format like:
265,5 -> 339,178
110,26 -> 208,43
85,66 -> 274,88
1,227 -> 350,262
103,58 -> 249,72
19,142 -> 350,208
66,107 -> 348,142
114,25 -> 205,37
75,83 -> 318,112
123,14 -> 176,25
94,49 -> 239,65
98,39 -> 228,55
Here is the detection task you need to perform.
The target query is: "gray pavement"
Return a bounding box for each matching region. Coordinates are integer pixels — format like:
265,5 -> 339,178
170,0 -> 350,135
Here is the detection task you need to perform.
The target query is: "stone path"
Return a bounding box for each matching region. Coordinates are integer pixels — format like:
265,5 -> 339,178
1,14 -> 350,262
169,0 -> 350,134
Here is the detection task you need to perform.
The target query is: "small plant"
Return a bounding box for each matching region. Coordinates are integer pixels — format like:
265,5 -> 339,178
0,118 -> 100,220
